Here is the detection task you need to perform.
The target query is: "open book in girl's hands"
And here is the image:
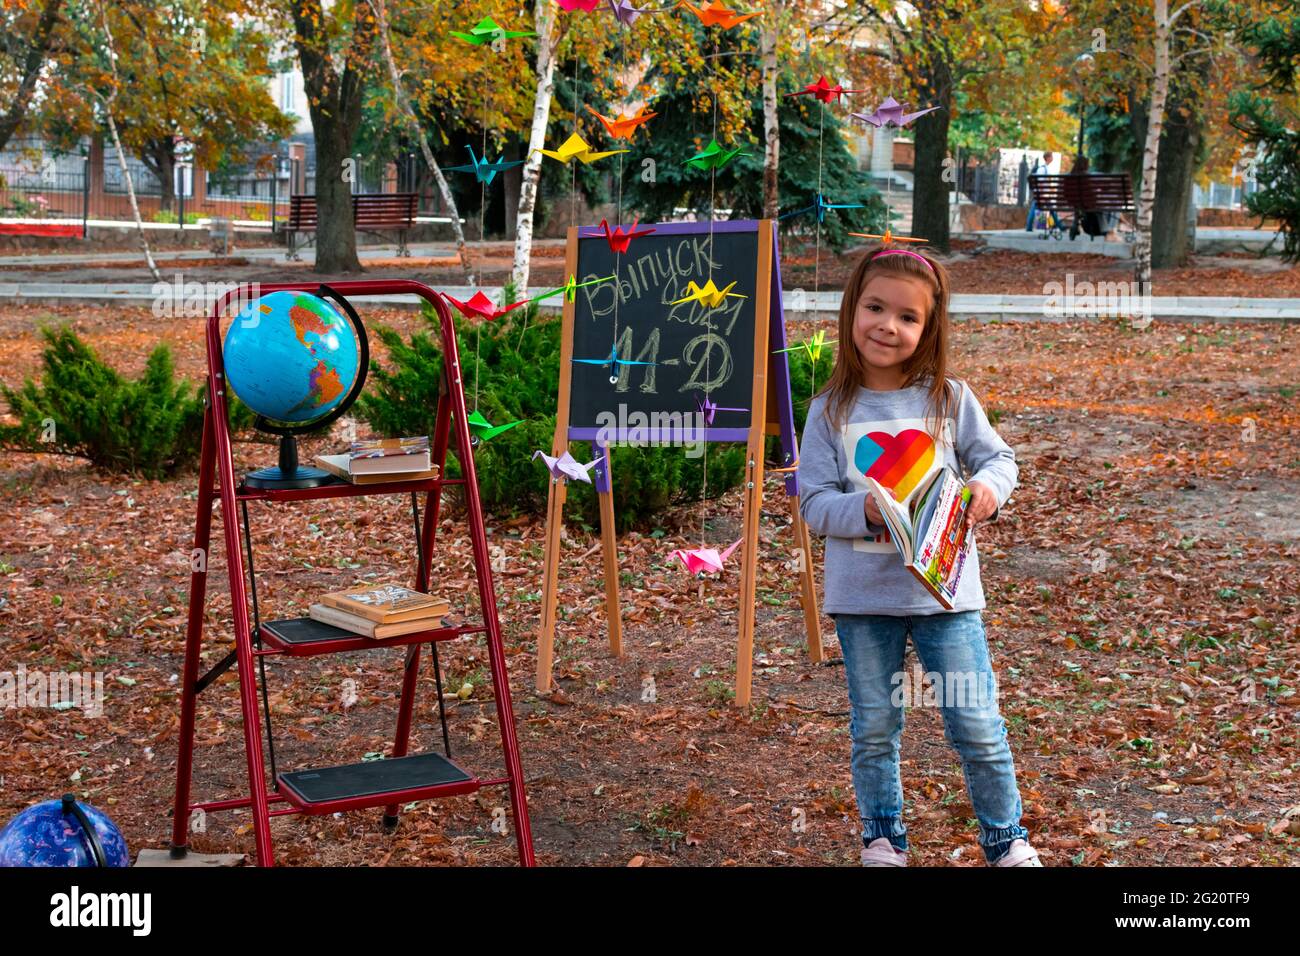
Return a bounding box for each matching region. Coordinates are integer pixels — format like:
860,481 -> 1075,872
864,466 -> 974,610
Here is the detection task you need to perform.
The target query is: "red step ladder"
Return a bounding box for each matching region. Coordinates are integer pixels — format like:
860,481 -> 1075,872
170,280 -> 535,866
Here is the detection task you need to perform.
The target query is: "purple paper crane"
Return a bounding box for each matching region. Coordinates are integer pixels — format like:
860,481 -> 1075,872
695,393 -> 747,426
668,539 -> 744,576
532,449 -> 604,483
607,0 -> 650,25
851,96 -> 941,129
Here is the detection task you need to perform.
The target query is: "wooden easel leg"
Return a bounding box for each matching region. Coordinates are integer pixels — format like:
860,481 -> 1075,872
535,475 -> 567,694
171,405 -> 215,856
735,448 -> 765,709
595,446 -> 622,658
787,494 -> 824,663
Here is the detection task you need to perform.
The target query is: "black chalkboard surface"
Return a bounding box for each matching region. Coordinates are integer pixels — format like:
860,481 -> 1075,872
566,220 -> 762,440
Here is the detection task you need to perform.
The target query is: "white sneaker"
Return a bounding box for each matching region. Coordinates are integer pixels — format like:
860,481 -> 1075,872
993,838 -> 1043,867
861,837 -> 908,866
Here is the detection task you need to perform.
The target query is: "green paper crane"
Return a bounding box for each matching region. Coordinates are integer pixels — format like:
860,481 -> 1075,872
775,329 -> 836,363
682,138 -> 748,172
529,273 -> 617,304
465,409 -> 524,442
451,17 -> 535,46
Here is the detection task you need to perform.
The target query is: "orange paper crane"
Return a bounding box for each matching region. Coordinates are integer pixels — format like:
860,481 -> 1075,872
677,1 -> 760,29
846,227 -> 929,247
585,104 -> 658,141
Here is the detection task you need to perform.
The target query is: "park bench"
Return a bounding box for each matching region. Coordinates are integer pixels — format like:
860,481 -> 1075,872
286,192 -> 418,260
1028,173 -> 1135,241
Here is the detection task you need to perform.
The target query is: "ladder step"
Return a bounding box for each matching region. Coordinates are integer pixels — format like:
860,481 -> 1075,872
260,617 -> 483,657
278,753 -> 479,814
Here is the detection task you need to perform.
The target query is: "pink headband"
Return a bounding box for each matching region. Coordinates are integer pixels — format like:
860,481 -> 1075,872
872,248 -> 935,273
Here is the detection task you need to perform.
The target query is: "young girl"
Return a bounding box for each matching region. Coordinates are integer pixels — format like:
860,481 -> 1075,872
798,246 -> 1041,867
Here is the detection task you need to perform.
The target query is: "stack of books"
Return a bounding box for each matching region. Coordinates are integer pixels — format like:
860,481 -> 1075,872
308,584 -> 450,639
315,436 -> 435,484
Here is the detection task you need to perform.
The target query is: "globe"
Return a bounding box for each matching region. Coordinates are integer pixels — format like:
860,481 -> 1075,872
0,795 -> 129,867
223,289 -> 361,426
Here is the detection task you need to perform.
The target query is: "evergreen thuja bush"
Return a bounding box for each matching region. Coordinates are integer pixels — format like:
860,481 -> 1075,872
357,295 -> 747,527
0,325 -> 216,478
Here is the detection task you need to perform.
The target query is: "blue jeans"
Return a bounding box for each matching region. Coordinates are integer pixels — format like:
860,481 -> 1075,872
835,610 -> 1028,864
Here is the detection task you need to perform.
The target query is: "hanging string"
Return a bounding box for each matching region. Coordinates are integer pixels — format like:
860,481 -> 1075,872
812,100 -> 825,401
699,30 -> 721,553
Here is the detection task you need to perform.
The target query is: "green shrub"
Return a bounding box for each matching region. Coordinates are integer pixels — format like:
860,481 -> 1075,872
0,326 -> 220,477
357,291 -> 746,527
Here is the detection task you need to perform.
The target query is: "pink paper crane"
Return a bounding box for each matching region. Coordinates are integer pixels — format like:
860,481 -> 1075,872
850,96 -> 941,129
532,449 -> 604,483
556,0 -> 603,11
668,539 -> 743,575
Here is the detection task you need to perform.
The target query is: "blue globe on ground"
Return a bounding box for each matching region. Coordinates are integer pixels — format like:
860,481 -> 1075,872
0,796 -> 130,867
223,289 -> 361,425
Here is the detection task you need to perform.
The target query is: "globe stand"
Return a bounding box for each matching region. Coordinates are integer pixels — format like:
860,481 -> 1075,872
244,434 -> 332,490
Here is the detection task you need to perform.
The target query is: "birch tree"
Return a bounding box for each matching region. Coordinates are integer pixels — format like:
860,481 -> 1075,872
510,0 -> 560,297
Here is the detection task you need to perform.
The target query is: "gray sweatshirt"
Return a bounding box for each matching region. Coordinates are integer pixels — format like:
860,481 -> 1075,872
797,379 -> 1018,615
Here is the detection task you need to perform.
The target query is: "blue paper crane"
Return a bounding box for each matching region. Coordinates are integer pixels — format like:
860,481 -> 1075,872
445,145 -> 525,186
573,344 -> 657,384
779,193 -> 865,224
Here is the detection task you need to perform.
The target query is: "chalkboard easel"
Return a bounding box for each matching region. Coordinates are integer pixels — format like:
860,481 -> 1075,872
536,218 -> 822,707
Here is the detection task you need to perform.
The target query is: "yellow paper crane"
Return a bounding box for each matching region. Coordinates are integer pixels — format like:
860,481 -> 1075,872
535,132 -> 628,165
672,279 -> 746,308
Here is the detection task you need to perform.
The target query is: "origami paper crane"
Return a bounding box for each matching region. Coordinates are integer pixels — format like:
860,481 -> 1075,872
851,96 -> 941,129
668,539 -> 744,575
531,273 -> 616,304
556,0 -> 602,10
606,0 -> 650,26
450,17 -> 535,45
672,278 -> 746,309
585,103 -> 657,140
786,75 -> 867,105
442,290 -> 528,321
846,227 -> 929,246
532,449 -> 604,483
682,138 -> 747,171
775,329 -> 836,363
573,344 -> 657,383
466,409 -> 524,441
445,145 -> 524,186
779,193 -> 865,224
695,393 -> 747,426
597,217 -> 655,254
678,1 -> 760,29
536,132 -> 629,165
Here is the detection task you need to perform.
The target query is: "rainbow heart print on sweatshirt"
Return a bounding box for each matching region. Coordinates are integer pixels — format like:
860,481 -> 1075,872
853,428 -> 936,500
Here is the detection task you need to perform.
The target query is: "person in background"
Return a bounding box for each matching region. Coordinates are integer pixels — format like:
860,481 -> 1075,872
1024,151 -> 1055,232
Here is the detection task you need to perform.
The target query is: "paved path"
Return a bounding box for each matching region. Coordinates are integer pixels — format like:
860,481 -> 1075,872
974,227 -> 1283,258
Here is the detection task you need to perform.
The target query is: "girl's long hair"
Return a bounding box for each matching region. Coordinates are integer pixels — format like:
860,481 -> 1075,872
816,246 -> 958,440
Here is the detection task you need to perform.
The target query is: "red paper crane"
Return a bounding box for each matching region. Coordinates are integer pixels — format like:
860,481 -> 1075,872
597,217 -> 655,254
786,75 -> 866,105
441,290 -> 528,322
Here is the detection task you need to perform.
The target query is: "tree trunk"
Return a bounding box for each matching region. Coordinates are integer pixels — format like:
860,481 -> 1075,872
511,0 -> 560,297
142,140 -> 177,213
373,0 -> 473,282
0,0 -> 62,154
1135,0 -> 1172,296
1151,102 -> 1201,267
760,1 -> 782,220
909,56 -> 954,252
291,0 -> 374,274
